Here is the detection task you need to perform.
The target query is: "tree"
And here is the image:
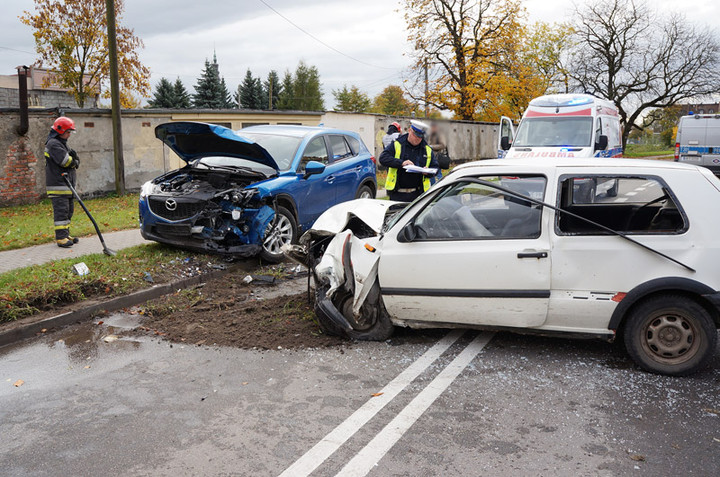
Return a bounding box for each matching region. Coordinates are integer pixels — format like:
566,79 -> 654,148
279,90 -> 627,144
404,0 -> 524,120
193,53 -> 233,109
333,85 -> 371,112
263,70 -> 282,109
20,0 -> 150,108
292,61 -> 324,111
173,78 -> 191,109
372,85 -> 413,115
569,0 -> 720,148
235,69 -> 263,109
148,78 -> 175,108
277,70 -> 295,110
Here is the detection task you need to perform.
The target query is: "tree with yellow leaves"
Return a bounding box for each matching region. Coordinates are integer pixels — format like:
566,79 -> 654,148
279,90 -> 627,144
404,0 -> 571,121
21,0 -> 150,108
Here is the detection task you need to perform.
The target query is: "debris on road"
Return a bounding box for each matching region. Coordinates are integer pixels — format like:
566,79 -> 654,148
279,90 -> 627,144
13,379 -> 24,387
103,335 -> 119,343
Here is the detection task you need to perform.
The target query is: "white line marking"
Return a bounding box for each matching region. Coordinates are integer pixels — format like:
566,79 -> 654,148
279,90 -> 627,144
614,197 -> 628,202
625,191 -> 638,196
335,332 -> 494,477
278,330 -> 464,477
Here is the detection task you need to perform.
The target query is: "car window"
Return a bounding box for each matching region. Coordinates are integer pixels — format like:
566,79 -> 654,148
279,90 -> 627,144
514,118 -> 593,147
346,136 -> 361,155
329,135 -> 354,162
413,176 -> 545,240
298,136 -> 329,171
556,176 -> 687,235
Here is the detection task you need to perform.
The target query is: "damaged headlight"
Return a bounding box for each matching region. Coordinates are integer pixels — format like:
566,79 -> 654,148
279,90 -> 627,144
140,181 -> 158,198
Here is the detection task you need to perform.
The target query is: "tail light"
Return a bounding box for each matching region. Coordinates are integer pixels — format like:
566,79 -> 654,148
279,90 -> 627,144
674,143 -> 679,161
370,155 -> 376,164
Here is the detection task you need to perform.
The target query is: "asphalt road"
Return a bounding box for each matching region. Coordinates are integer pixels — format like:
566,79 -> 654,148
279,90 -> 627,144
1,311 -> 718,477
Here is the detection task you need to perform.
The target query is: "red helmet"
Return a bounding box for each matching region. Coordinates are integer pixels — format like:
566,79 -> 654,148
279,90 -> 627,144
52,117 -> 76,134
391,121 -> 401,132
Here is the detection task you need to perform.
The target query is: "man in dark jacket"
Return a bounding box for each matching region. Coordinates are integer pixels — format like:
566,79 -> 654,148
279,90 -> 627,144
45,117 -> 79,248
379,119 -> 439,201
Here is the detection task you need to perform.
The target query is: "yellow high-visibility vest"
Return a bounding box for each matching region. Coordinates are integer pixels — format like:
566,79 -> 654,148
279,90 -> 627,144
385,141 -> 432,192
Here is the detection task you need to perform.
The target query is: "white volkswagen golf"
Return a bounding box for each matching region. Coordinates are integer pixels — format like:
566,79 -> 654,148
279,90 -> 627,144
286,158 -> 720,376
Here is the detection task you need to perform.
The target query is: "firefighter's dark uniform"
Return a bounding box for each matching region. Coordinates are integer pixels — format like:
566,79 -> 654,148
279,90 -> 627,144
45,130 -> 78,243
379,133 -> 439,202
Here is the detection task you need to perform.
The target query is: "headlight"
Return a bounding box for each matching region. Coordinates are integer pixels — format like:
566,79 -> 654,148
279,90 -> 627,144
140,181 -> 156,198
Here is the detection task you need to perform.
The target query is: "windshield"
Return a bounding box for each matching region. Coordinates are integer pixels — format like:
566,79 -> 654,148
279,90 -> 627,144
239,133 -> 301,170
513,117 -> 593,147
194,156 -> 276,176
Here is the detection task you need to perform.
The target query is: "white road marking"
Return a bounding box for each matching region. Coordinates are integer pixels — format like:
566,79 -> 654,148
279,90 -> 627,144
335,332 -> 495,477
614,197 -> 628,202
278,330 -> 464,477
625,191 -> 638,196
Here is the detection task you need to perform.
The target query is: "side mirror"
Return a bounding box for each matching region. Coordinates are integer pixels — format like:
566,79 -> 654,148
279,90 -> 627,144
500,136 -> 511,151
594,134 -> 608,151
397,222 -> 418,242
303,160 -> 325,179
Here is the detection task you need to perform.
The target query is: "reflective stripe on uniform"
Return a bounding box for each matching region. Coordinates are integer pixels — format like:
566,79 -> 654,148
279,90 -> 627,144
385,141 -> 433,192
45,149 -> 72,168
47,185 -> 72,196
54,225 -> 70,230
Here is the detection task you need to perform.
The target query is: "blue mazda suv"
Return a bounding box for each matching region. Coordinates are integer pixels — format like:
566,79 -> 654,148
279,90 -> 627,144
139,122 -> 377,262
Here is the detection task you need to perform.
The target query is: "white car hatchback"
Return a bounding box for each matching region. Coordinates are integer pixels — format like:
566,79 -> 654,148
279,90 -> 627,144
287,158 -> 720,376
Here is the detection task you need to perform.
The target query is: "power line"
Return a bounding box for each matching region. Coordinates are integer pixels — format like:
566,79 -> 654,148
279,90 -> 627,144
257,0 -> 397,71
0,45 -> 36,55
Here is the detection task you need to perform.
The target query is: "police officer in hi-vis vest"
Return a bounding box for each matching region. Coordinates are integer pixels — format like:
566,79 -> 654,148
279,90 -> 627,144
45,117 -> 80,248
379,119 -> 440,202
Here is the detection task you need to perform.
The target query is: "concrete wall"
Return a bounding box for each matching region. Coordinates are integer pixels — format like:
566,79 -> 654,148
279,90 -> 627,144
0,108 -> 499,206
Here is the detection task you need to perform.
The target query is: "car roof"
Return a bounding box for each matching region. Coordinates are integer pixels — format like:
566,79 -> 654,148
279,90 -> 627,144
239,124 -> 355,138
454,157 -> 704,174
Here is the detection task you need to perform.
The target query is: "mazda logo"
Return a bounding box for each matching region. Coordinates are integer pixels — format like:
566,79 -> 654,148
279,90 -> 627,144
165,199 -> 177,211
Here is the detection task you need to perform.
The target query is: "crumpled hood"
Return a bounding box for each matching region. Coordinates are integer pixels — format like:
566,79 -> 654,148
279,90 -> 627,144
306,199 -> 400,236
155,121 -> 279,170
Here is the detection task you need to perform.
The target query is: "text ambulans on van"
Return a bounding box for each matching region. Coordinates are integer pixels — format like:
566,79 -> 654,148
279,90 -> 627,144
498,94 -> 623,160
674,114 -> 720,176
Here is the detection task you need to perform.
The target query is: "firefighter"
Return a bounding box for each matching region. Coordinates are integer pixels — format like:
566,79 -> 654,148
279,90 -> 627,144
45,117 -> 80,248
379,119 -> 439,201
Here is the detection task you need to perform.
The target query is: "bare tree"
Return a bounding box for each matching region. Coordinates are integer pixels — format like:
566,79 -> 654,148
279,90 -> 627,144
570,0 -> 720,148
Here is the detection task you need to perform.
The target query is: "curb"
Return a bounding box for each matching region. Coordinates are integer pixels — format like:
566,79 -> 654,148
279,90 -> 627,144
0,266 -> 235,349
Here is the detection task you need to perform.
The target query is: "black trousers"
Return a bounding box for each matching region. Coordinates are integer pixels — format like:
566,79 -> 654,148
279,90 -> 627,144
51,195 -> 74,240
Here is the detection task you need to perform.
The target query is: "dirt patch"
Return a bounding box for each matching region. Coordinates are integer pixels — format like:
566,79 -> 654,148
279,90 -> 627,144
133,270 -> 346,350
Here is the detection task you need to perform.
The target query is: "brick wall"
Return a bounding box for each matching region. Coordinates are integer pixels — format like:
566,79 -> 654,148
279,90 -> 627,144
0,137 -> 41,205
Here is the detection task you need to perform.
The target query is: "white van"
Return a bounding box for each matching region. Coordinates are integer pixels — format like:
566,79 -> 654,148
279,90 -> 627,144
674,114 -> 720,176
498,93 -> 623,160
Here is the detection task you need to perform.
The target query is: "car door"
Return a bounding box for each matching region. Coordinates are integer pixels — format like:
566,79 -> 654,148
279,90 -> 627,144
327,134 -> 359,204
378,175 -> 551,328
497,116 -> 515,158
294,135 -> 336,224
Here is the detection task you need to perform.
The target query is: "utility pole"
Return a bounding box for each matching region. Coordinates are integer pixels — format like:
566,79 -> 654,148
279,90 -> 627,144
106,0 -> 125,195
268,77 -> 273,110
424,59 -> 429,118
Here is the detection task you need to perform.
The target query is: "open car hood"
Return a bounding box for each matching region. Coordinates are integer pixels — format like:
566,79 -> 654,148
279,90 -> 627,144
155,122 -> 279,170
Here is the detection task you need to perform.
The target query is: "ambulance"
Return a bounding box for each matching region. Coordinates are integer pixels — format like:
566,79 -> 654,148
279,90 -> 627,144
497,94 -> 623,201
674,113 -> 720,176
498,93 -> 623,160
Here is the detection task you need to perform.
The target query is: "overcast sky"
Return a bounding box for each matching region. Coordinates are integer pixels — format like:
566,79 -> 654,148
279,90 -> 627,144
1,0 -> 718,108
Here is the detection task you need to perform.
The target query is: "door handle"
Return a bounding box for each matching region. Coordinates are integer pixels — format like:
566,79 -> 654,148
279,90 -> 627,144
325,175 -> 335,183
517,251 -> 548,259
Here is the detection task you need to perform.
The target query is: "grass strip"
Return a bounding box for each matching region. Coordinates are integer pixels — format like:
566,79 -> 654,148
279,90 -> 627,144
0,194 -> 138,251
0,243 -> 222,323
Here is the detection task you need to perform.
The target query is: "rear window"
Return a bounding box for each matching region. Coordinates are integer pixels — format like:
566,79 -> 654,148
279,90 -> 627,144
556,176 -> 687,235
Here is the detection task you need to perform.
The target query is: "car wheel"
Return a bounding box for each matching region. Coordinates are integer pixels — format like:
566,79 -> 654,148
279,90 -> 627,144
623,294 -> 717,376
333,281 -> 393,341
260,206 -> 297,263
355,184 -> 374,199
